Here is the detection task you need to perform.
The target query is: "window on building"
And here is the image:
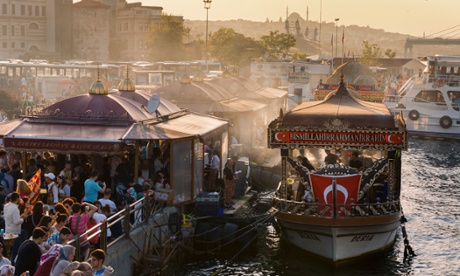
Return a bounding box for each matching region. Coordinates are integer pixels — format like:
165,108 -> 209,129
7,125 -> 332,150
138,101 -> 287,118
11,4 -> 15,15
2,4 -> 7,15
29,23 -> 39,30
35,6 -> 39,16
42,6 -> 46,16
11,25 -> 14,36
2,25 -> 6,36
21,42 -> 25,48
27,5 -> 32,16
2,42 -> 6,48
21,26 -> 25,36
11,42 -> 15,48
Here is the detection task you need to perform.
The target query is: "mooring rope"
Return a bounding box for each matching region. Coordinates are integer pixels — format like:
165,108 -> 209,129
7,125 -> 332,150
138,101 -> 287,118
400,207 -> 416,262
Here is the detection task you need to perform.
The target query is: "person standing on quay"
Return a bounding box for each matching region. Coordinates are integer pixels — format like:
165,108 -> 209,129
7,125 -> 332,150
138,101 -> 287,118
4,192 -> 29,264
223,158 -> 236,210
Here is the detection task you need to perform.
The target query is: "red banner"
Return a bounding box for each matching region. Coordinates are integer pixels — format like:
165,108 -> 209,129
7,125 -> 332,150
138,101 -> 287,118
309,174 -> 361,217
4,138 -> 125,153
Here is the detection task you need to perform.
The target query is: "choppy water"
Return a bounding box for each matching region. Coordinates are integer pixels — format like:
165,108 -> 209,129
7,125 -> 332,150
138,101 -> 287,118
179,138 -> 460,276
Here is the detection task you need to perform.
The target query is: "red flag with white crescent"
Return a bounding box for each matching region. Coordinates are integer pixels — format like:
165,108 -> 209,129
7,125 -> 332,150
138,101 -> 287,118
28,169 -> 41,204
309,174 -> 361,217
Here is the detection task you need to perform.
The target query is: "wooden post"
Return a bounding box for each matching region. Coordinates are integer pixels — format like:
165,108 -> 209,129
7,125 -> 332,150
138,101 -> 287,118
124,204 -> 131,236
100,220 -> 108,252
134,140 -> 139,184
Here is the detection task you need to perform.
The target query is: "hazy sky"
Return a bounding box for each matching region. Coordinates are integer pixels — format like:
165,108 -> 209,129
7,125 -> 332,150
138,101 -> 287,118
142,0 -> 460,37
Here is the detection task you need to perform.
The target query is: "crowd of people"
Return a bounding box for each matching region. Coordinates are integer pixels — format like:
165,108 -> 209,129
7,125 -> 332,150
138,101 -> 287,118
0,146 -> 172,275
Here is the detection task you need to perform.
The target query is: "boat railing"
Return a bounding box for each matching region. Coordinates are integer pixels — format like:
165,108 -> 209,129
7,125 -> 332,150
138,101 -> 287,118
273,197 -> 400,218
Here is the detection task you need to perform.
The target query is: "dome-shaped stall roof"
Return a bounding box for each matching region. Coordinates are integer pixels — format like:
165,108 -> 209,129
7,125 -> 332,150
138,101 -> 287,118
39,93 -> 157,123
326,61 -> 378,86
273,77 -> 397,130
114,90 -> 182,116
155,81 -> 233,102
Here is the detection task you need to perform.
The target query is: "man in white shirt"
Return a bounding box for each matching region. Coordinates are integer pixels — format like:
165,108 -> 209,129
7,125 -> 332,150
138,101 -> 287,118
45,172 -> 59,213
98,189 -> 117,212
4,192 -> 29,264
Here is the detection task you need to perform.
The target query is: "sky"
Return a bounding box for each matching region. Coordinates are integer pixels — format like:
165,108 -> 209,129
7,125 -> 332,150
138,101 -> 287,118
142,0 -> 460,37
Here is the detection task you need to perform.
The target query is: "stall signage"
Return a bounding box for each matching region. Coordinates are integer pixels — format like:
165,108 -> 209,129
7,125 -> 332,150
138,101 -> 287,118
288,72 -> 309,83
272,131 -> 404,145
4,138 -> 124,152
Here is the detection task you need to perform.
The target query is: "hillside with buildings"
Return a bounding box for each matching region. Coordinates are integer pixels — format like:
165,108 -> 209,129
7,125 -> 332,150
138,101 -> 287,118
185,12 -> 460,59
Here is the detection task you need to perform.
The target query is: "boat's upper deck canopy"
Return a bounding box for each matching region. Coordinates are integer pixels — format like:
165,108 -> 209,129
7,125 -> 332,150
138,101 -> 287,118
268,76 -> 407,150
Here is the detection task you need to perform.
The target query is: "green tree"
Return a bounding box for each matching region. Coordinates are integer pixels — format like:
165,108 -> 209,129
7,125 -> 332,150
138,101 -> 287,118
209,28 -> 264,67
260,30 -> 296,60
147,14 -> 190,61
359,40 -> 383,66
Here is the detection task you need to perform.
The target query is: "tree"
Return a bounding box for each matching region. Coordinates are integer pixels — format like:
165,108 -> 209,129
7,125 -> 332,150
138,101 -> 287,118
384,49 -> 396,58
147,14 -> 190,61
291,51 -> 308,60
209,28 -> 264,67
260,31 -> 296,60
359,40 -> 383,66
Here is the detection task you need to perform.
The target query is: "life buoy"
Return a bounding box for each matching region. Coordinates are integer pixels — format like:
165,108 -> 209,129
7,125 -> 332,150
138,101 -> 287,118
440,115 -> 452,129
408,110 -> 420,121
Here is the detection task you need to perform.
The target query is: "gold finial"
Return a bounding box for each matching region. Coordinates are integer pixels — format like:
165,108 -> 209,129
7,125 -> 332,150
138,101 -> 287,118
118,65 -> 135,92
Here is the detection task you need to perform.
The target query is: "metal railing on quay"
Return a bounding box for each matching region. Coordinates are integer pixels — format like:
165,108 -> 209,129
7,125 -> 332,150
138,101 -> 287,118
68,195 -> 169,261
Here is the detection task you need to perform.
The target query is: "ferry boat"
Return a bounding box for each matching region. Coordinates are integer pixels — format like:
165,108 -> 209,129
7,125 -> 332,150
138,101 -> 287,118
267,75 -> 407,263
384,55 -> 460,139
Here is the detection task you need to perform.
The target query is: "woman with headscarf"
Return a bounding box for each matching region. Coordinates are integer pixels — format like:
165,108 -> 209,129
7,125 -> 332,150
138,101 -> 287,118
33,243 -> 62,276
50,245 -> 76,276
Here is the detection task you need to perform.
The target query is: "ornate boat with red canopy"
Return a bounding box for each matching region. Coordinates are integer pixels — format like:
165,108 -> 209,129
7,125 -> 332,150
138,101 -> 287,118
268,74 -> 407,263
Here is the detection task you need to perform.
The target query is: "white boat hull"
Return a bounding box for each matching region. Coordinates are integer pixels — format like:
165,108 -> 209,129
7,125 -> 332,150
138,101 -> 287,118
275,212 -> 400,263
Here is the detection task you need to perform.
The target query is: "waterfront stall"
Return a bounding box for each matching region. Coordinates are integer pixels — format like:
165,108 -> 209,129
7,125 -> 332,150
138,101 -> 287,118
0,76 -> 229,206
268,75 -> 407,263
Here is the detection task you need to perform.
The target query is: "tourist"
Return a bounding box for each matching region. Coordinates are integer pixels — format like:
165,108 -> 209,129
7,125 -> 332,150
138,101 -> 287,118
15,180 -> 31,199
1,169 -> 14,195
50,245 -> 76,276
48,226 -> 71,246
98,189 -> 117,212
24,201 -> 44,238
83,170 -> 106,204
0,242 -> 10,267
34,244 -> 62,276
57,175 -> 71,201
101,205 -> 122,240
90,249 -> 114,275
68,203 -> 97,261
59,161 -> 74,184
14,227 -> 47,276
45,172 -> 59,213
4,192 -> 28,264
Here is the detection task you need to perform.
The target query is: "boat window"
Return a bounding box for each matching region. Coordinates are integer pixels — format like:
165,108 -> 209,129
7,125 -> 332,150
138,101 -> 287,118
448,91 -> 460,110
414,90 -> 444,103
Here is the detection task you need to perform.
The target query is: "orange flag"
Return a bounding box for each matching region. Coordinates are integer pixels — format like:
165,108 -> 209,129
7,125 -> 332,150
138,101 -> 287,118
28,169 -> 41,204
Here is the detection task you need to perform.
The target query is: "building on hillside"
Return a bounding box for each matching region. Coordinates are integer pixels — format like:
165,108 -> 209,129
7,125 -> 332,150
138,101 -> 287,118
0,0 -> 183,62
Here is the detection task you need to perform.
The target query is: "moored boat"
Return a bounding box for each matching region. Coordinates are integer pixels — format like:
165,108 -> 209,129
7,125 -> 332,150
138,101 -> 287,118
267,75 -> 407,263
384,55 -> 460,139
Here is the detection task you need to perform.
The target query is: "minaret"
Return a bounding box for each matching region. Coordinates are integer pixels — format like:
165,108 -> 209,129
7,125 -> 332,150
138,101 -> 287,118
286,6 -> 288,21
307,6 -> 309,21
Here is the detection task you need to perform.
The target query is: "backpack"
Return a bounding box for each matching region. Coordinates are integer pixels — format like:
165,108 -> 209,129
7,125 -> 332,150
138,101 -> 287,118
47,184 -> 55,205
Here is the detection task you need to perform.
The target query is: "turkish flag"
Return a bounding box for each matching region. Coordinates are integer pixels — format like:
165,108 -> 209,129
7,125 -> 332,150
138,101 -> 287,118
309,174 -> 361,217
28,169 -> 41,204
